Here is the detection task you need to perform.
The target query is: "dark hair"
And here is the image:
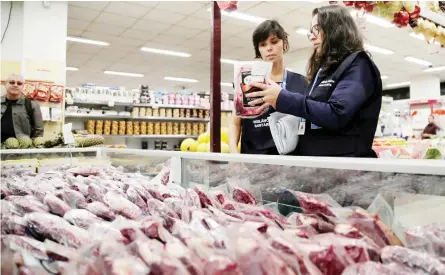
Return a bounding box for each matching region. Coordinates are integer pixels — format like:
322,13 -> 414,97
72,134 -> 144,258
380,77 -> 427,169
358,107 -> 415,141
306,5 -> 364,82
252,20 -> 289,59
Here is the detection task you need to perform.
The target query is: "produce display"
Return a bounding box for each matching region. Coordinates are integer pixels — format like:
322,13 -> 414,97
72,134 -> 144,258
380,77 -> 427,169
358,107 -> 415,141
372,138 -> 445,159
1,160 -> 444,274
180,127 -> 233,153
330,1 -> 445,47
1,134 -> 105,150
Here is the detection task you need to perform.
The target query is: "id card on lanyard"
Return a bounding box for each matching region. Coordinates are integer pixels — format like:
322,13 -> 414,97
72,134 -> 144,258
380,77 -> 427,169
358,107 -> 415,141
298,68 -> 322,135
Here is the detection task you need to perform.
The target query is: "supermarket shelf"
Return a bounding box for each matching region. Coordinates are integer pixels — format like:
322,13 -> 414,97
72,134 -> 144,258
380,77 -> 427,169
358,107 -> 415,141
131,117 -> 209,122
65,113 -> 131,119
67,100 -> 131,106
0,148 -> 99,154
65,113 -> 209,122
132,103 -> 208,110
102,135 -> 198,139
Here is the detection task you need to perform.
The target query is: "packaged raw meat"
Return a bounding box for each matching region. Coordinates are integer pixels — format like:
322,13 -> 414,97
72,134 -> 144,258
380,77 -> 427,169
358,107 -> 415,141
194,185 -> 215,208
7,195 -> 49,214
5,180 -> 31,196
342,262 -> 411,275
139,216 -> 161,239
24,212 -> 89,248
23,83 -> 36,99
49,85 -> 64,103
2,235 -> 48,260
44,239 -> 78,262
33,83 -> 50,101
63,209 -> 102,229
381,246 -> 445,275
103,191 -> 142,220
284,225 -> 319,239
234,61 -> 273,118
87,183 -> 106,203
147,199 -> 179,231
405,222 -> 445,260
126,186 -> 148,213
86,201 -> 116,221
1,215 -> 27,235
217,1 -> 238,11
60,189 -> 88,209
288,191 -> 341,217
232,186 -> 257,205
43,194 -> 71,216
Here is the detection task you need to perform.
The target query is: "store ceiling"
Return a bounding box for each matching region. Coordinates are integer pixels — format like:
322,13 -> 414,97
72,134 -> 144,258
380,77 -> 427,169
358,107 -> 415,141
66,1 -> 445,93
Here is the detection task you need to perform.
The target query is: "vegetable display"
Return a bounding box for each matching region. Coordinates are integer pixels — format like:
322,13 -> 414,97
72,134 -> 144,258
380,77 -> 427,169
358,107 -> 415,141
1,161 -> 444,274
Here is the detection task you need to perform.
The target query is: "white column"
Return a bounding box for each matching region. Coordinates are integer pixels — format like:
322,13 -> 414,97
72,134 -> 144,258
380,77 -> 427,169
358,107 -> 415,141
410,74 -> 441,100
0,1 -> 67,84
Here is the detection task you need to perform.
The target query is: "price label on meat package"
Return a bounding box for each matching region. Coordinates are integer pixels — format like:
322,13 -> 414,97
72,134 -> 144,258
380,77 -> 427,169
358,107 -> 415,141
240,62 -> 272,107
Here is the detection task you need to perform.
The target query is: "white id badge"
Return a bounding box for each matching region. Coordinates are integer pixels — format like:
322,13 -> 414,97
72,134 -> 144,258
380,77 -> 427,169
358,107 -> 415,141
298,119 -> 306,135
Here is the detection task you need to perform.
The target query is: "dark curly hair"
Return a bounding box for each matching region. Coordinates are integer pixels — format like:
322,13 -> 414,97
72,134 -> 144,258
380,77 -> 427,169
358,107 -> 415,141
252,20 -> 289,59
307,5 -> 364,82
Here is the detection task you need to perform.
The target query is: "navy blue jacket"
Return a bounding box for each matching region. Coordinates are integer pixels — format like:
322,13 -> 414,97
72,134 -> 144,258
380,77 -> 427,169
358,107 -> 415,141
276,52 -> 382,157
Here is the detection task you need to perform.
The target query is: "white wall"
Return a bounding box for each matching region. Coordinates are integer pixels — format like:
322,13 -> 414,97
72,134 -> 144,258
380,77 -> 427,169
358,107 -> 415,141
1,1 -> 24,64
410,74 -> 441,100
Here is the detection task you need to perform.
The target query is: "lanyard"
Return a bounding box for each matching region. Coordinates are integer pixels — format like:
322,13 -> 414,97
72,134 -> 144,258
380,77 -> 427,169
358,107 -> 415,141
308,68 -> 323,96
281,70 -> 288,90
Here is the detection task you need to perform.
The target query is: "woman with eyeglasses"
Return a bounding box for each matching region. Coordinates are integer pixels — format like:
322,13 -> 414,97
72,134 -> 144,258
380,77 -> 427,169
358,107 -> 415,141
229,20 -> 308,155
1,73 -> 44,143
246,5 -> 382,157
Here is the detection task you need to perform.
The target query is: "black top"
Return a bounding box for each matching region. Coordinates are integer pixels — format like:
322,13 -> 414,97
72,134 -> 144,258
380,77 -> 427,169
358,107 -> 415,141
241,71 -> 308,155
1,99 -> 18,142
276,51 -> 382,157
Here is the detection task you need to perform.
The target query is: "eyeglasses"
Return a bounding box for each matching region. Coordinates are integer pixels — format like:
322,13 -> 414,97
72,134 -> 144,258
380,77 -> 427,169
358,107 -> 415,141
307,24 -> 320,40
8,81 -> 24,86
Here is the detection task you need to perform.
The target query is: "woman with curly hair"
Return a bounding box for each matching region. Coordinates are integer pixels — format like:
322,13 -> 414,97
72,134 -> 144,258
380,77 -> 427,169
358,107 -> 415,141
247,5 -> 382,157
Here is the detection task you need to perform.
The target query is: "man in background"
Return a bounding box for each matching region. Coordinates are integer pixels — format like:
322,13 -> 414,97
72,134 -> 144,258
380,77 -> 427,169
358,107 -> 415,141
422,115 -> 440,139
1,73 -> 44,142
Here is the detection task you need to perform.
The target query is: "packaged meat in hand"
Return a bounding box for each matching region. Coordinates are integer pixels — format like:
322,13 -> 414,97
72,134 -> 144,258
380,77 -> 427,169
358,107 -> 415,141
381,246 -> 445,275
24,212 -> 89,248
234,61 -> 272,118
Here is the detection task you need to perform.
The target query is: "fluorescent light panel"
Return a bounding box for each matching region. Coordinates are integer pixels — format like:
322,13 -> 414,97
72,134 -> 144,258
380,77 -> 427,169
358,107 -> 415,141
295,28 -> 309,36
221,58 -> 238,64
207,8 -> 265,24
221,82 -> 233,87
66,36 -> 109,46
104,71 -> 144,77
381,75 -> 388,80
423,66 -> 445,73
164,77 -> 198,83
66,67 -> 79,71
364,44 -> 394,55
409,32 -> 440,45
140,47 -> 191,57
350,11 -> 394,28
404,56 -> 433,66
386,81 -> 411,88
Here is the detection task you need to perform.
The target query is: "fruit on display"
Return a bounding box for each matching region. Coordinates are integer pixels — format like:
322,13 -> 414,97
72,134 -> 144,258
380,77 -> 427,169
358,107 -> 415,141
33,137 -> 45,148
74,135 -> 105,148
197,142 -> 209,152
4,138 -> 20,149
197,131 -> 210,144
424,147 -> 443,159
393,8 -> 410,28
18,136 -> 33,149
180,138 -> 198,152
1,161 -> 443,274
221,141 -> 230,153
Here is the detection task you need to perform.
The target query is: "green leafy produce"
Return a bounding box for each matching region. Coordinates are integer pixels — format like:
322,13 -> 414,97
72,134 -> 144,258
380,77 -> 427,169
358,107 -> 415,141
18,136 -> 33,149
4,138 -> 20,149
424,148 -> 443,160
33,137 -> 45,148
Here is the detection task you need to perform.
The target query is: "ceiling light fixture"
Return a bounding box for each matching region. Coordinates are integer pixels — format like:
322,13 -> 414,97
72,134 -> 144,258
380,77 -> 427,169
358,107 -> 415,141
350,11 -> 394,28
164,77 -> 198,83
295,28 -> 309,36
140,47 -> 191,57
104,71 -> 144,77
423,66 -> 445,73
221,82 -> 233,87
66,67 -> 79,71
381,75 -> 388,80
207,8 -> 265,24
404,56 -> 433,66
66,36 -> 109,46
364,44 -> 394,55
386,81 -> 411,88
409,32 -> 440,45
221,58 -> 238,65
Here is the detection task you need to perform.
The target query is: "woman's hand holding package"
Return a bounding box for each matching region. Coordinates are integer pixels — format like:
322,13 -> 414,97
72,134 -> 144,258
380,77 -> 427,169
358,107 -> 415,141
246,79 -> 282,111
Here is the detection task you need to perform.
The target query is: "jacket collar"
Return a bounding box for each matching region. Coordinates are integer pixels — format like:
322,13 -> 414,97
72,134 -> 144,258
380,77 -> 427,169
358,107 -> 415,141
1,95 -> 25,104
